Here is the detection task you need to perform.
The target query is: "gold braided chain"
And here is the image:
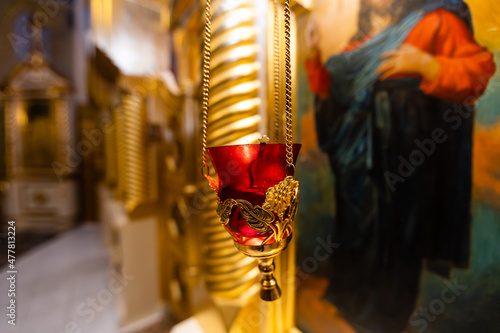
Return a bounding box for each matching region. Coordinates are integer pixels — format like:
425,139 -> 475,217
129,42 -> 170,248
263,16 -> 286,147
273,0 -> 281,142
201,0 -> 211,176
283,0 -> 294,172
201,0 -> 294,175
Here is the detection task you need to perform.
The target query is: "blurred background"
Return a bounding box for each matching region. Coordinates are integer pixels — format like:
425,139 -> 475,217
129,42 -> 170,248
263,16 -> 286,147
0,0 -> 499,333
0,0 -> 306,332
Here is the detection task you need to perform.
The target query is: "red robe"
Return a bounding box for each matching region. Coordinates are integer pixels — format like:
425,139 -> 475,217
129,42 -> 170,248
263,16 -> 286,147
306,9 -> 496,104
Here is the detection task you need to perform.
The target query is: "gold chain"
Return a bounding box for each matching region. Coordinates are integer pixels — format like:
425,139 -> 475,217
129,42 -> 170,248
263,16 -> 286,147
201,0 -> 294,175
283,0 -> 294,172
273,0 -> 281,142
201,0 -> 211,176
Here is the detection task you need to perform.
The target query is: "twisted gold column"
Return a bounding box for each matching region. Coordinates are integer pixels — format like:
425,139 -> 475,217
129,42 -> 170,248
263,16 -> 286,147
201,0 -> 262,300
115,93 -> 149,212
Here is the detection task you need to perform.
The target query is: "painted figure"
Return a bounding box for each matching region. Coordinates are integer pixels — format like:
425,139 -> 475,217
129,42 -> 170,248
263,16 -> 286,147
304,0 -> 495,332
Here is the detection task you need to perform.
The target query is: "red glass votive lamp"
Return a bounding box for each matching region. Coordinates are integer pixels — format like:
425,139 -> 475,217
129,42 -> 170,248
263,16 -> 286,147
207,142 -> 300,301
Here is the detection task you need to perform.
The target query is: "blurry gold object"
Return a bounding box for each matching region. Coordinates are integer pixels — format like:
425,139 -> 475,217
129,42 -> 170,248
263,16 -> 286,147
103,114 -> 118,186
4,53 -> 73,177
1,26 -> 78,231
155,75 -> 205,320
53,100 -> 72,172
115,91 -> 149,213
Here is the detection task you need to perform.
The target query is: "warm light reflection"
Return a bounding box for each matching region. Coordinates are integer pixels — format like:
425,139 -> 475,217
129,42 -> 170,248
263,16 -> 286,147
15,102 -> 27,128
210,115 -> 261,139
229,133 -> 264,146
210,81 -> 260,105
210,63 -> 261,87
212,26 -> 257,50
91,0 -> 170,75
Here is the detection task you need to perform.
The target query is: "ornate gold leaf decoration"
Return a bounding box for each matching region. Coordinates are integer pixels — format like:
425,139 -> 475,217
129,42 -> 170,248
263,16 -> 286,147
263,176 -> 299,244
263,176 -> 299,220
216,198 -> 237,225
237,200 -> 274,232
216,176 -> 299,245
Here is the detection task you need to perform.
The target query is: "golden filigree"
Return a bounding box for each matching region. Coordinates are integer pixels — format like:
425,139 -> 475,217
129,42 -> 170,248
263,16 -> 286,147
216,176 -> 299,245
237,200 -> 274,232
263,176 -> 299,220
216,198 -> 237,225
263,176 -> 299,243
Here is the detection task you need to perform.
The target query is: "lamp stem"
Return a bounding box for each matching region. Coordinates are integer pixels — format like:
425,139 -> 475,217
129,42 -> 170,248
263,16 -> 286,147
258,258 -> 281,301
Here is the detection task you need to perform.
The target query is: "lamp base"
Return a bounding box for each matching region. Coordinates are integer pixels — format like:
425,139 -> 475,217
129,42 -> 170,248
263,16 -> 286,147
234,235 -> 292,301
258,258 -> 281,301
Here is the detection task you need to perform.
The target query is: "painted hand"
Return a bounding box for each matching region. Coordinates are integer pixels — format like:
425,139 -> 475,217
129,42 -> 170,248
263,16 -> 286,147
377,43 -> 440,81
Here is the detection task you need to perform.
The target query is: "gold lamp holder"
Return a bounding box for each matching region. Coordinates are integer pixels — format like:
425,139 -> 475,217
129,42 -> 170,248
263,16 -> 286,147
201,0 -> 297,302
235,235 -> 292,301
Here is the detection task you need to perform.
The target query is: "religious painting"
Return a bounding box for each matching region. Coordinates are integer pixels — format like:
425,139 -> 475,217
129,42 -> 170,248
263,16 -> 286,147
294,1 -> 500,332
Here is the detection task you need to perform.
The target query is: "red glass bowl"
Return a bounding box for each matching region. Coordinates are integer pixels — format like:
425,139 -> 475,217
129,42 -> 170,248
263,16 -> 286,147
207,143 -> 301,246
